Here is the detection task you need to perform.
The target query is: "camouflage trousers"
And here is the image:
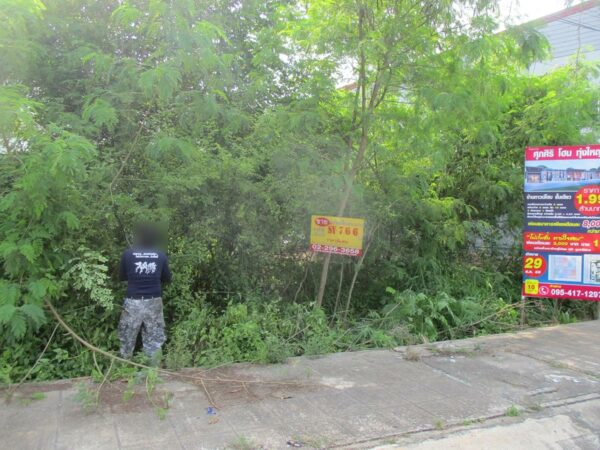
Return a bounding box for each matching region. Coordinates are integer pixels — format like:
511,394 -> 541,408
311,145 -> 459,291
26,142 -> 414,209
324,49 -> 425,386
118,297 -> 166,359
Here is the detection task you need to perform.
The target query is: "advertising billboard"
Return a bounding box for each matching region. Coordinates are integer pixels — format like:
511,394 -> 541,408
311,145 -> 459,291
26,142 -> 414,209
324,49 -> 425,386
523,145 -> 600,301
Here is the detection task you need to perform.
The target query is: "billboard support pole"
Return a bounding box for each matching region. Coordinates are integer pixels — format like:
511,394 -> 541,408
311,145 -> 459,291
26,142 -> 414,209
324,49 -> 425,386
520,296 -> 526,329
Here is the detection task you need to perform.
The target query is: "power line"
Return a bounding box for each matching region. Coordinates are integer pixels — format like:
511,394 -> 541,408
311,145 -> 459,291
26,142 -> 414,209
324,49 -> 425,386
558,18 -> 600,34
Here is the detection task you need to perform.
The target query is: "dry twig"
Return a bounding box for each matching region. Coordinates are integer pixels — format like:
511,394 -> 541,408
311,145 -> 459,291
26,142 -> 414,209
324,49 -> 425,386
44,299 -> 310,409
5,323 -> 60,399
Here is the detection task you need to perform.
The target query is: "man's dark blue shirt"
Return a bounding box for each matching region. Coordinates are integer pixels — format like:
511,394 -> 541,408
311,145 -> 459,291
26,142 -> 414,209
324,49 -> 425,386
119,248 -> 172,298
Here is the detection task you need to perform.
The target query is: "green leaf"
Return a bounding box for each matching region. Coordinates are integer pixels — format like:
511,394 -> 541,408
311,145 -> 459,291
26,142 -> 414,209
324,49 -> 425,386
111,3 -> 141,27
0,304 -> 16,324
0,192 -> 17,212
28,279 -> 48,300
82,98 -> 118,132
20,304 -> 46,327
0,282 -> 20,306
148,136 -> 195,161
10,311 -> 27,338
20,243 -> 37,263
139,64 -> 181,103
58,211 -> 80,230
194,20 -> 229,44
0,241 -> 18,259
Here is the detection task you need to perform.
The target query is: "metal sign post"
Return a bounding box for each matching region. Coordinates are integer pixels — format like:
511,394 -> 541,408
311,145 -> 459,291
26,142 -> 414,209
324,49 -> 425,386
520,295 -> 527,329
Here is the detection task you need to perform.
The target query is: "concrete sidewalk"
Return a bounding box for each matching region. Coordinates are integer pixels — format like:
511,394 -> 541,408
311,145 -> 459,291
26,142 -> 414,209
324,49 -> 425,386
2,321 -> 600,449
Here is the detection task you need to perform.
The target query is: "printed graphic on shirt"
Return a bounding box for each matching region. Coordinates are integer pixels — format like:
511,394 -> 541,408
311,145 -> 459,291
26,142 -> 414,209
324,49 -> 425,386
133,252 -> 159,259
134,261 -> 157,274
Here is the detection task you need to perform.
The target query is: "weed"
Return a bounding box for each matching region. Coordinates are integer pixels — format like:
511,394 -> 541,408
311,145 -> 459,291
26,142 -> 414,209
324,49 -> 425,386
264,335 -> 290,364
229,436 -> 257,450
404,347 -> 421,362
506,405 -> 520,417
548,361 -> 570,370
122,376 -> 137,402
137,367 -> 171,420
74,382 -> 98,411
434,420 -> 445,430
151,387 -> 173,420
30,392 -> 46,401
430,346 -> 477,357
18,391 -> 47,404
290,434 -> 332,449
156,407 -> 168,420
144,368 -> 162,397
462,419 -> 474,426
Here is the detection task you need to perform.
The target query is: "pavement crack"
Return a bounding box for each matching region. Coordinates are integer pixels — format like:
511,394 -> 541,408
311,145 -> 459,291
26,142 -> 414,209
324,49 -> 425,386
506,348 -> 600,381
419,360 -> 472,387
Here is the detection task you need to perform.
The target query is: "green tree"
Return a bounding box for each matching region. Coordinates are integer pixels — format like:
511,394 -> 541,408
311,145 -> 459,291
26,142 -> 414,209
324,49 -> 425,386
0,0 -> 598,381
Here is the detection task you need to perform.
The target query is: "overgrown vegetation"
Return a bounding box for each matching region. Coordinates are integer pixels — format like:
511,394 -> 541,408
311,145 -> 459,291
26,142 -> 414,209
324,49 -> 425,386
0,0 -> 599,383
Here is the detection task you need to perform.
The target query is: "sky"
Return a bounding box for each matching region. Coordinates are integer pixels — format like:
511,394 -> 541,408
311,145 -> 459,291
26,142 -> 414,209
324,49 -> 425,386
499,0 -> 581,23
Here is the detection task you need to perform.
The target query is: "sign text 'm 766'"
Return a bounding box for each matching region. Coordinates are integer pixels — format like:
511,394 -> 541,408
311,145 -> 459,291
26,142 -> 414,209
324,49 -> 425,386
310,215 -> 365,257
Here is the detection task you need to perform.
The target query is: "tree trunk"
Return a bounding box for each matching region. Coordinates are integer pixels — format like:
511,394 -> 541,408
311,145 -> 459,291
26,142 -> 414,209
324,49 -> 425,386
332,261 -> 345,318
314,4 -> 389,308
343,224 -> 376,322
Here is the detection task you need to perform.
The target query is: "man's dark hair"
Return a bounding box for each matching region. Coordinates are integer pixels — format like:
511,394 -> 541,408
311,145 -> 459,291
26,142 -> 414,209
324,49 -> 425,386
133,223 -> 161,248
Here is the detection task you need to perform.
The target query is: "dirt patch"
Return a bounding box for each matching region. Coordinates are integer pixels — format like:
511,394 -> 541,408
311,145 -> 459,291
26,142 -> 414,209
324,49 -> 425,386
2,379 -> 75,405
428,344 -> 492,357
171,366 -> 321,408
3,364 -> 321,414
1,379 -> 75,396
95,380 -> 172,414
396,343 -> 496,361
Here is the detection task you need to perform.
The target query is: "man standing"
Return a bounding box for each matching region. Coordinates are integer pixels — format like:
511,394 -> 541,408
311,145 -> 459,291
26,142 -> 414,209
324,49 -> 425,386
118,224 -> 172,362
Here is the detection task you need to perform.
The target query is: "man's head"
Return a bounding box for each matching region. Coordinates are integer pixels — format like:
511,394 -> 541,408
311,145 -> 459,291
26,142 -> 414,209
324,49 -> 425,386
133,222 -> 161,248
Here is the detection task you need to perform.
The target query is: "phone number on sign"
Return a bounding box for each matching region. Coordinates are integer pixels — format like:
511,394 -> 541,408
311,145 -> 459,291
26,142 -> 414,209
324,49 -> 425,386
549,289 -> 600,299
311,244 -> 362,256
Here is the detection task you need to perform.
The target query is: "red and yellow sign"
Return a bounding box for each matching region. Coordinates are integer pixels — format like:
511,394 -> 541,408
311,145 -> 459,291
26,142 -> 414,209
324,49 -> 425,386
310,215 -> 364,257
574,185 -> 600,216
523,254 -> 547,277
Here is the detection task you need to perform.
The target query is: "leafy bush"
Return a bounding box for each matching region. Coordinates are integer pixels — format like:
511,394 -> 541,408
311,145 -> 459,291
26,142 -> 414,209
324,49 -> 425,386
0,0 -> 598,383
165,299 -> 336,368
382,288 -> 519,343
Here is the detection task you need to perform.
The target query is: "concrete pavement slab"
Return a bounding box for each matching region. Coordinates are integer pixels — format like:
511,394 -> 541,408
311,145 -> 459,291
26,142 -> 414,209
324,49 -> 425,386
113,411 -> 183,448
56,410 -> 118,450
395,414 -> 590,450
3,321 -> 600,449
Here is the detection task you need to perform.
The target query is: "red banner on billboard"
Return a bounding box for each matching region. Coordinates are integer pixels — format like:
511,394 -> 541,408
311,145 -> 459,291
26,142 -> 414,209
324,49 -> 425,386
526,145 -> 600,161
523,232 -> 600,253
